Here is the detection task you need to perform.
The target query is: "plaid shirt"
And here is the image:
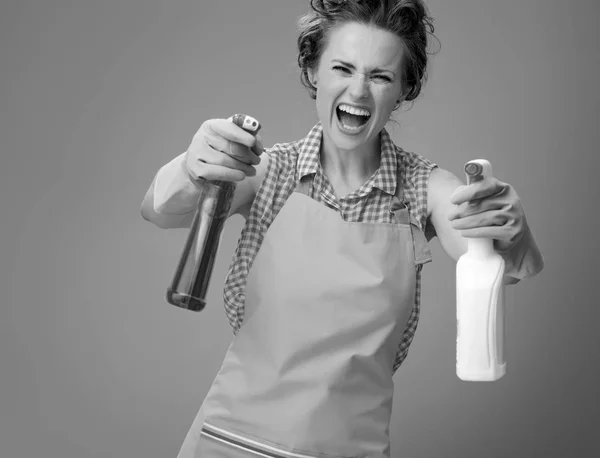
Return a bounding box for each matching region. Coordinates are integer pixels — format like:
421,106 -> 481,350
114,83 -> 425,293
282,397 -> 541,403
223,123 -> 438,374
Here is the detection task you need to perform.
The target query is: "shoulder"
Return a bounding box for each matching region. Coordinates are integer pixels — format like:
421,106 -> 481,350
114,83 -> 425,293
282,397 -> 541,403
394,146 -> 438,211
232,140 -> 301,219
263,140 -> 302,177
247,138 -> 304,205
395,146 -> 438,188
390,145 -> 438,232
392,146 -> 465,250
393,146 -> 465,219
396,146 -> 437,168
261,123 -> 324,182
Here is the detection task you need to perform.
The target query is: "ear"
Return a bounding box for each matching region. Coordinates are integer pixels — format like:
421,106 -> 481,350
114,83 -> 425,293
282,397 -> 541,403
393,88 -> 407,110
397,87 -> 407,103
307,67 -> 317,86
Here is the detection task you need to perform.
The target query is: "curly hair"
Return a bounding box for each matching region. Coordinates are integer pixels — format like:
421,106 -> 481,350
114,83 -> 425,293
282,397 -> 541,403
297,0 -> 437,103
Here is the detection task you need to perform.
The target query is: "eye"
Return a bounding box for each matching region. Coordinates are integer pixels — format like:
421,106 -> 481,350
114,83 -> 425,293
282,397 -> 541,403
372,74 -> 392,83
333,65 -> 351,75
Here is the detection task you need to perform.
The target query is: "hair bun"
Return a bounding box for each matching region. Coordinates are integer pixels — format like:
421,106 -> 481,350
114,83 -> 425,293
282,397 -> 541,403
312,0 -> 349,15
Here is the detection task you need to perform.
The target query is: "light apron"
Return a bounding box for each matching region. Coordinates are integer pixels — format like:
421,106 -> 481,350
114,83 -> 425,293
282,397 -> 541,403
177,178 -> 432,458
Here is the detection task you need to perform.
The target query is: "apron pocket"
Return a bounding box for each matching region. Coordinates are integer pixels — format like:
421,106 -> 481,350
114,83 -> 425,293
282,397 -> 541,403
198,421 -> 359,458
196,429 -> 255,458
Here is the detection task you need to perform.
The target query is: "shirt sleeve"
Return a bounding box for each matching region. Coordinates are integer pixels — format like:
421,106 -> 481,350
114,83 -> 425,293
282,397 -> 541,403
152,152 -> 201,215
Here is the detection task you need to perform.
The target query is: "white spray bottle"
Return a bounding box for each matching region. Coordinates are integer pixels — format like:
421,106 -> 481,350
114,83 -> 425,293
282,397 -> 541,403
456,159 -> 506,382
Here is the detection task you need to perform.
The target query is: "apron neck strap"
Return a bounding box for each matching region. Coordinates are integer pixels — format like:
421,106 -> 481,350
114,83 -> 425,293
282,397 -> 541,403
295,177 -> 312,196
390,177 -> 413,225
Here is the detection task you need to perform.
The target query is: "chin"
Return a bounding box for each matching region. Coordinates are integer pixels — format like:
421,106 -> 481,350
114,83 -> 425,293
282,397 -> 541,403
329,120 -> 378,152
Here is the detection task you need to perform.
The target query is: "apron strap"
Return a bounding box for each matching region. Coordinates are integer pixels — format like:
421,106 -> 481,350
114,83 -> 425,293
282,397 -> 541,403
295,176 -> 312,196
390,191 -> 433,266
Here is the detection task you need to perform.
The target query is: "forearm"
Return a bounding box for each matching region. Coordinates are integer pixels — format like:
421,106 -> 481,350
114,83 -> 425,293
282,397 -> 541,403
498,221 -> 545,285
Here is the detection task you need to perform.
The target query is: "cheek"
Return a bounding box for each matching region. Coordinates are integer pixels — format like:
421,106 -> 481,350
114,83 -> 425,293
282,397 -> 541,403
314,96 -> 334,125
373,92 -> 397,114
317,75 -> 344,97
315,96 -> 330,116
315,84 -> 337,111
369,95 -> 398,129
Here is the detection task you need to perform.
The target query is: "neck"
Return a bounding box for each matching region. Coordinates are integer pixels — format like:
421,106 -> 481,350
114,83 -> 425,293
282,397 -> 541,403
320,134 -> 381,190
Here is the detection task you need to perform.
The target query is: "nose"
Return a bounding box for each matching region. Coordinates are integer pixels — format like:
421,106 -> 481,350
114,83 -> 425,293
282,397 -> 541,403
348,73 -> 369,99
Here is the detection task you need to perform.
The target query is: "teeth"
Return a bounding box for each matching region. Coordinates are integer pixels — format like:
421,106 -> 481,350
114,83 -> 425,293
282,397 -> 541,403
338,104 -> 371,117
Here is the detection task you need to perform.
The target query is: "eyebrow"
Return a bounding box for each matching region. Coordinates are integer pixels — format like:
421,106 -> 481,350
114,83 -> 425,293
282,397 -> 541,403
331,59 -> 396,76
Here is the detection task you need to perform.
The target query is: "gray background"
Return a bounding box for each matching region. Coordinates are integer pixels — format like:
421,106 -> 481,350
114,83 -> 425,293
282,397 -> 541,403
2,0 -> 599,457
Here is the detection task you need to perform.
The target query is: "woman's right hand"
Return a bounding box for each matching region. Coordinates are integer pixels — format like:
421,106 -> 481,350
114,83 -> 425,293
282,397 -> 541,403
185,118 -> 264,183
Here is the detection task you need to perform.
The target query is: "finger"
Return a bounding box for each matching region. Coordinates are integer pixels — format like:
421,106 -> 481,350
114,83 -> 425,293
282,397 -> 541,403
199,145 -> 257,176
447,198 -> 506,221
450,210 -> 508,231
188,161 -> 249,182
251,134 -> 264,156
458,225 -> 515,241
470,179 -> 507,201
450,179 -> 507,205
207,119 -> 260,149
203,130 -> 261,165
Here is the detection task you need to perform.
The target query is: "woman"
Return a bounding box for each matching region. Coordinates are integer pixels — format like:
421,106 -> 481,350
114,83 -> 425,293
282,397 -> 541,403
141,1 -> 544,457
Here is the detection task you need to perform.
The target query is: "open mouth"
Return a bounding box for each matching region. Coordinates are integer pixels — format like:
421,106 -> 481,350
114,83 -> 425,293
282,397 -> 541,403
336,103 -> 371,131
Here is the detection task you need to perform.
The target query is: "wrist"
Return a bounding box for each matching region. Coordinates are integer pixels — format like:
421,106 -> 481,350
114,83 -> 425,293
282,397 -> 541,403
152,153 -> 203,215
498,223 -> 545,282
181,153 -> 206,189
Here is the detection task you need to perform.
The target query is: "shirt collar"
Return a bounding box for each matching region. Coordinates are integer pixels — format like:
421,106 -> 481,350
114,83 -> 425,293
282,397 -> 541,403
297,122 -> 398,196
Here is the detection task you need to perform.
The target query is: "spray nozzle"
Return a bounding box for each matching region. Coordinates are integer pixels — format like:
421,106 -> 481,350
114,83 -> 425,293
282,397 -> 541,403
465,162 -> 482,177
464,159 -> 492,185
229,114 -> 262,134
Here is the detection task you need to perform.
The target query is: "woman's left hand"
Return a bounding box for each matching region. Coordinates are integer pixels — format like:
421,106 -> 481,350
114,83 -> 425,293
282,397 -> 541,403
447,177 -> 526,252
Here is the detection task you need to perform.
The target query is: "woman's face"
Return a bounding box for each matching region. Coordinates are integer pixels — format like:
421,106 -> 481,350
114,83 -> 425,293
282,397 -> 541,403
309,22 -> 405,155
